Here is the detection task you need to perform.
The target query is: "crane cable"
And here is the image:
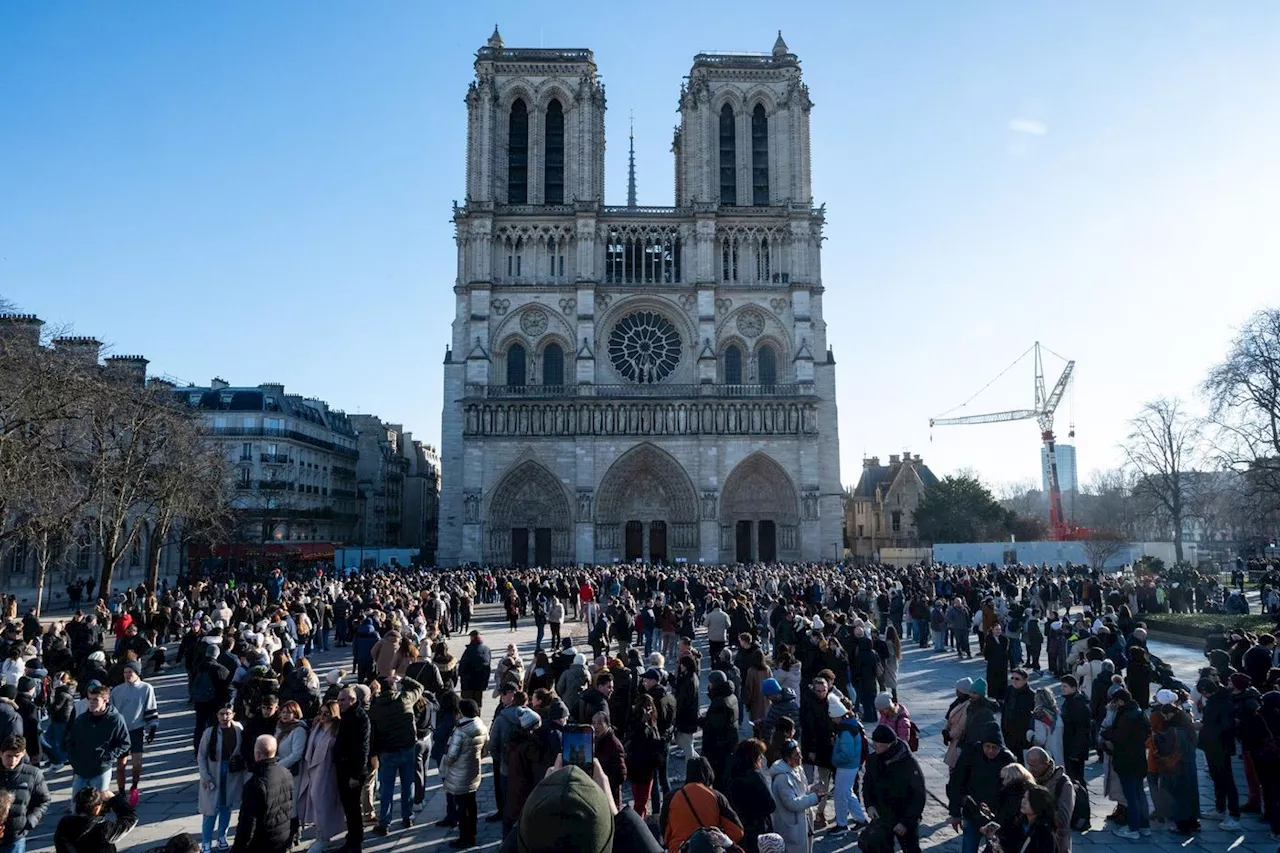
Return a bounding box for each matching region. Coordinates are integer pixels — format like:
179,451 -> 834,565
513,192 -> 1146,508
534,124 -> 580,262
933,342 -> 1037,420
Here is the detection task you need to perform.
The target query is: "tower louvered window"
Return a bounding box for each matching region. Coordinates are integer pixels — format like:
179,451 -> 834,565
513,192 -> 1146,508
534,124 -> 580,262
544,99 -> 564,204
752,104 -> 769,205
719,104 -> 737,206
508,100 -> 528,204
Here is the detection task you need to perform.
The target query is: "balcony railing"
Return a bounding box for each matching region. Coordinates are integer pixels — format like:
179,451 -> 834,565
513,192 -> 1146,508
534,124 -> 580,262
260,453 -> 291,464
257,480 -> 293,491
209,426 -> 357,458
466,382 -> 814,400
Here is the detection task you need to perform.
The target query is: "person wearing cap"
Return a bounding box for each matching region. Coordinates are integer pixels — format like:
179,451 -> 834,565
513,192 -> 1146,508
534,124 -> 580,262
1150,689 -> 1200,836
767,738 -> 824,853
109,661 -> 159,807
66,682 -> 131,801
1100,688 -> 1151,840
498,763 -> 661,853
863,723 -> 924,853
828,695 -> 867,834
458,631 -> 492,710
946,723 -> 1015,853
440,698 -> 489,849
1058,676 -> 1091,785
701,669 -> 740,788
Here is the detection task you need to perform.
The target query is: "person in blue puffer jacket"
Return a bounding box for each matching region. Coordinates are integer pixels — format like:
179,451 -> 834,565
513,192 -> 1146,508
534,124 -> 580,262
829,695 -> 868,833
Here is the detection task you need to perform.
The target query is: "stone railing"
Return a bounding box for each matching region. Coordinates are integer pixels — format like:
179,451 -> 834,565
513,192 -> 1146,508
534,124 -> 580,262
462,398 -> 820,438
467,383 -> 814,400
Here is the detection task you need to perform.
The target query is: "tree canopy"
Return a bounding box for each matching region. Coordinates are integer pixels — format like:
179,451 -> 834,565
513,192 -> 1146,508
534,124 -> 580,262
913,474 -> 1043,544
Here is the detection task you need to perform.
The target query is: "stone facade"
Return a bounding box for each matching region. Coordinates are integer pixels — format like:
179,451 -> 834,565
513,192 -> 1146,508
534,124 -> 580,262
439,31 -> 843,566
845,453 -> 938,562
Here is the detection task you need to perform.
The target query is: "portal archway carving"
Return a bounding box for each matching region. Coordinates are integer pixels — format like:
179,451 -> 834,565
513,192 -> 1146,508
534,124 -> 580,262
486,459 -> 572,564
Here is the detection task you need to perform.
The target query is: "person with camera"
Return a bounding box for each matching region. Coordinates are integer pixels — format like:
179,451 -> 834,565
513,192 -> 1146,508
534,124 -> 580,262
946,723 -> 1015,853
52,786 -> 138,853
767,738 -> 825,853
196,704 -> 248,853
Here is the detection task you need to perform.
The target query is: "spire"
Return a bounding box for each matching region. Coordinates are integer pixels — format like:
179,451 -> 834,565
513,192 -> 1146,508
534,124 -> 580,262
627,110 -> 637,208
487,25 -> 504,49
772,30 -> 789,57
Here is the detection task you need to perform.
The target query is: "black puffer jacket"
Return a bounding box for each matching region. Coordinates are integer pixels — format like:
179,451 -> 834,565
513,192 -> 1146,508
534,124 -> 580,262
946,725 -> 1016,821
52,793 -> 138,853
232,757 -> 292,853
0,760 -> 50,838
368,677 -> 424,754
457,641 -> 492,691
864,738 -> 926,828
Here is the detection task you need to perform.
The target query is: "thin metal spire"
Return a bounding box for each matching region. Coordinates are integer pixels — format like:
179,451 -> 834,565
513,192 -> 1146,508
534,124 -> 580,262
627,110 -> 637,208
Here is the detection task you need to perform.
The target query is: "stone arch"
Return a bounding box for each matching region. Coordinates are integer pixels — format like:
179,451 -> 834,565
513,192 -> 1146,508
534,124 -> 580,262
595,442 -> 700,561
743,87 -> 779,114
486,459 -> 573,565
720,452 -> 800,561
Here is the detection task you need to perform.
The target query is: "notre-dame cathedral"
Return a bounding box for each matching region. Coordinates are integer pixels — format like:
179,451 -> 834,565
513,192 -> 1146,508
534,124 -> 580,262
438,28 -> 843,566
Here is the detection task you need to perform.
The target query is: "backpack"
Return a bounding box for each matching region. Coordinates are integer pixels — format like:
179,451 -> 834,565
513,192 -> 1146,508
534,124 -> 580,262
907,720 -> 920,752
191,668 -> 216,704
1055,773 -> 1091,832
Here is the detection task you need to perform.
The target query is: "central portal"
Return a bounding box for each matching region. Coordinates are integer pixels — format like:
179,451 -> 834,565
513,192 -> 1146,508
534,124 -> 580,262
594,443 -> 701,563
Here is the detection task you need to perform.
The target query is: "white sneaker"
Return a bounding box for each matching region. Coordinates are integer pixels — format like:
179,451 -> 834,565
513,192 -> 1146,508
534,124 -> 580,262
1221,817 -> 1241,830
1138,828 -> 1152,837
1112,827 -> 1140,840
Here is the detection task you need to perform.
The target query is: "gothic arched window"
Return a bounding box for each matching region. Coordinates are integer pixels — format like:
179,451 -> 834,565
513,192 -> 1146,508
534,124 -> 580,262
544,99 -> 565,204
758,344 -> 777,387
724,344 -> 743,385
506,344 -> 527,386
752,104 -> 769,205
508,100 -> 529,204
719,104 -> 737,206
543,343 -> 564,386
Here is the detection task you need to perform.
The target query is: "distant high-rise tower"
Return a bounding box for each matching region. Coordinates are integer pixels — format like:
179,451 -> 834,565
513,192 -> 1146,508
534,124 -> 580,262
1042,443 -> 1078,493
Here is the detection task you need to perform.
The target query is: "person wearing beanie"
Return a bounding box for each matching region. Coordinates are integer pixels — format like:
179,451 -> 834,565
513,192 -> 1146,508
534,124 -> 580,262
828,701 -> 866,833
1100,687 -> 1151,839
637,665 -> 676,814
1059,674 -> 1091,785
875,692 -> 913,747
556,653 -> 590,722
702,668 -> 740,788
757,677 -> 799,748
767,739 -> 821,853
946,722 -> 1014,853
864,722 -> 926,851
109,662 -> 159,807
511,764 -> 661,853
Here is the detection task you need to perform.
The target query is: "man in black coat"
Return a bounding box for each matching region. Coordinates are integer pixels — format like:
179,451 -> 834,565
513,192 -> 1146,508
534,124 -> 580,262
1001,669 -> 1035,757
0,734 -> 49,846
336,686 -> 372,853
52,787 -> 139,853
1197,678 -> 1241,828
457,630 -> 492,709
1059,675 -> 1092,784
946,723 -> 1015,853
233,734 -> 292,853
864,724 -> 926,853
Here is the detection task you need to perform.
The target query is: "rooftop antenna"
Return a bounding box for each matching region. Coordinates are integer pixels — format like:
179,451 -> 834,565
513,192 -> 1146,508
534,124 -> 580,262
627,110 -> 637,208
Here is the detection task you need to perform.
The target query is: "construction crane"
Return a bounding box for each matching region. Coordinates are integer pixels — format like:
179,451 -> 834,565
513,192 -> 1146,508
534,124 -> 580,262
930,342 -> 1077,540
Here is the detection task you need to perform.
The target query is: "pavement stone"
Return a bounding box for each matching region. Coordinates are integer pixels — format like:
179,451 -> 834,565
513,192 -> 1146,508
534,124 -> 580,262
14,601 -> 1280,851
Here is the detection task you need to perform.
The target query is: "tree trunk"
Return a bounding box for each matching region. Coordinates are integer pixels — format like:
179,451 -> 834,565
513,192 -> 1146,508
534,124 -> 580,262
98,529 -> 119,601
1173,521 -> 1184,563
146,517 -> 171,594
33,530 -> 50,617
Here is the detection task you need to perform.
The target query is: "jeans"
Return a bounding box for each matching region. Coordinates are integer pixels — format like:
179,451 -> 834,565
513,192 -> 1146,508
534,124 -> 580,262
71,770 -> 111,798
914,619 -> 928,648
377,746 -> 416,826
202,808 -> 232,847
414,737 -> 431,804
45,721 -> 67,766
831,767 -> 865,827
961,818 -> 983,853
933,628 -> 946,652
535,622 -> 545,651
1008,638 -> 1022,667
318,627 -> 330,652
1119,775 -> 1151,832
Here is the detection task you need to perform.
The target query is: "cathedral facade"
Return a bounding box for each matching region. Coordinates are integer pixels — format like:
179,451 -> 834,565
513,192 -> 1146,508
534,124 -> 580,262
438,30 -> 843,566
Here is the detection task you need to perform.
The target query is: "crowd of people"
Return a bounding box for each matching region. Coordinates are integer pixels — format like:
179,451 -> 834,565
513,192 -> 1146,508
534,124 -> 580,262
1,557 -> 1278,853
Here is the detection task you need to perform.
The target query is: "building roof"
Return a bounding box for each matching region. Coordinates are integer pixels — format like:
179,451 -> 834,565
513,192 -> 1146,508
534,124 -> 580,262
177,384 -> 354,436
850,454 -> 938,499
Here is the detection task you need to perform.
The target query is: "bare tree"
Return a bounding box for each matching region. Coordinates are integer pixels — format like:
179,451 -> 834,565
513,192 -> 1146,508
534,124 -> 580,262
1204,308 -> 1280,534
1078,468 -> 1141,539
1123,398 -> 1204,562
1082,529 -> 1129,570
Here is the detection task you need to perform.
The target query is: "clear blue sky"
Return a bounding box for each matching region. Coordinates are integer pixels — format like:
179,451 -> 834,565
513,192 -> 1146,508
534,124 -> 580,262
3,2 -> 1278,490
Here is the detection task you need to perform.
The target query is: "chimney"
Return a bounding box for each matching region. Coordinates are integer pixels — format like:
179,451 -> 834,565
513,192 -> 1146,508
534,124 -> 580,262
863,456 -> 880,469
52,336 -> 103,365
147,376 -> 176,390
889,454 -> 901,465
0,314 -> 45,349
210,377 -> 229,390
259,382 -> 285,396
105,355 -> 149,385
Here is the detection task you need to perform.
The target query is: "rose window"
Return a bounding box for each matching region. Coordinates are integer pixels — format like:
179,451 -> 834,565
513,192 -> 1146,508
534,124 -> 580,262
608,311 -> 682,384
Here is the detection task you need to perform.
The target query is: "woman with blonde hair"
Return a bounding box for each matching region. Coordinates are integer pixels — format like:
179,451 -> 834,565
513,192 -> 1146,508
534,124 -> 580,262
275,699 -> 310,848
1026,687 -> 1064,765
298,700 -> 344,851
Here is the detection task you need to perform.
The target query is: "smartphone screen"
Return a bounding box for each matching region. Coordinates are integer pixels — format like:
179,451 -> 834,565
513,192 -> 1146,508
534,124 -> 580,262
562,726 -> 593,770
